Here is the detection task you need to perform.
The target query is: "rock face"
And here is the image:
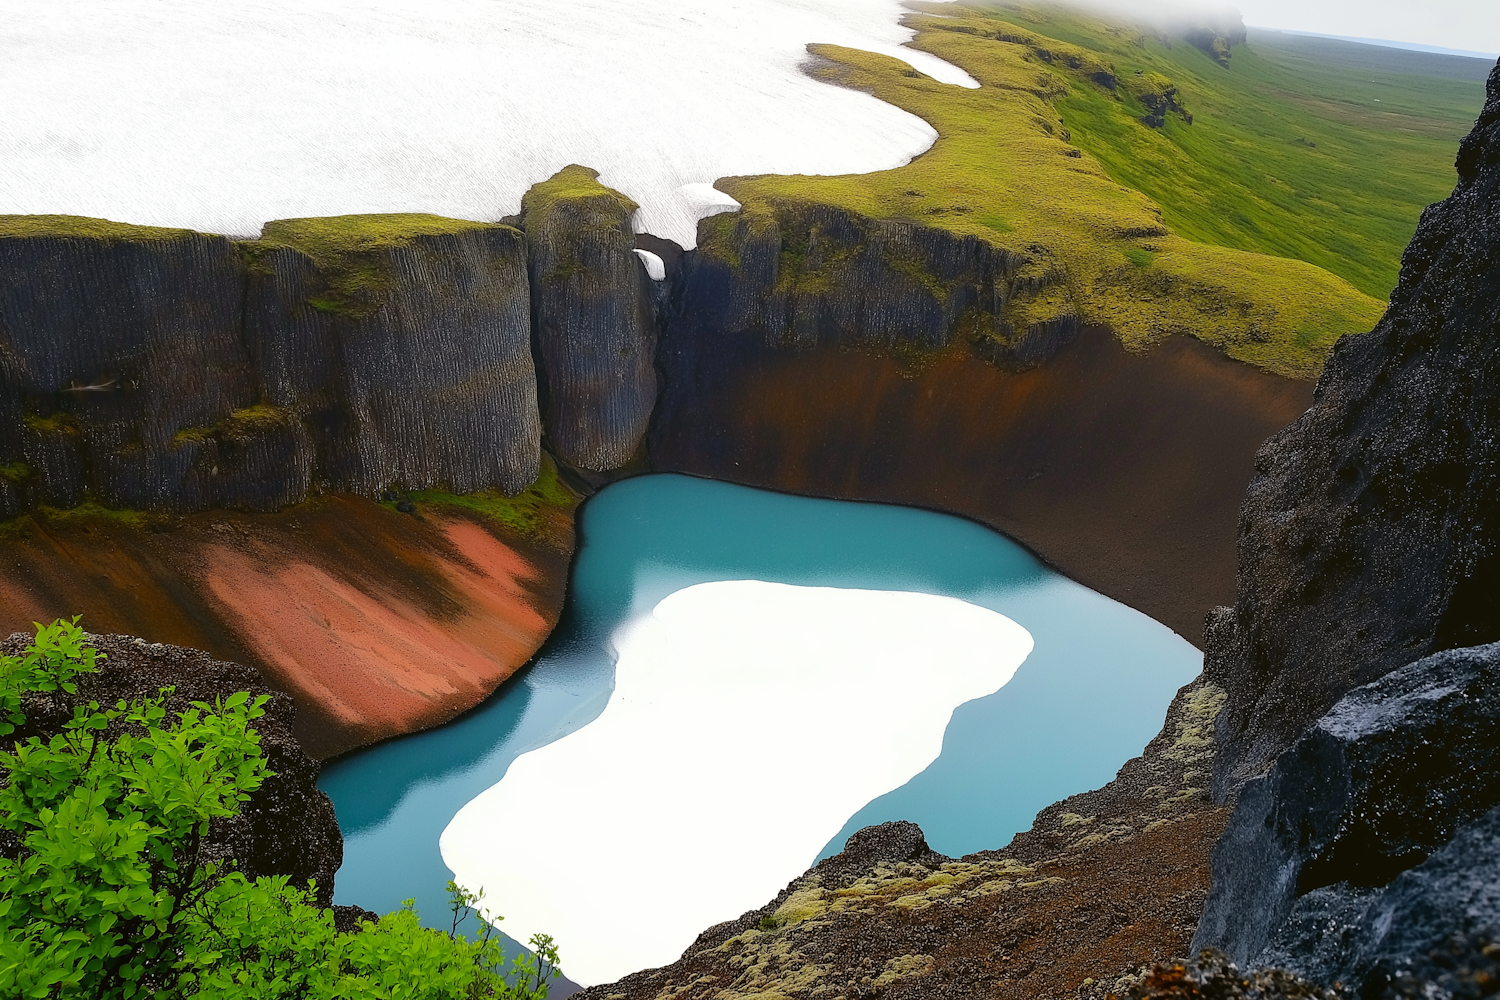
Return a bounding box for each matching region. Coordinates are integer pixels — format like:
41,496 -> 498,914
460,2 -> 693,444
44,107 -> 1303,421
0,631 -> 342,905
0,213 -> 540,516
1206,62 -> 1500,791
650,201 -> 1314,642
1193,642 -> 1500,972
521,166 -> 657,472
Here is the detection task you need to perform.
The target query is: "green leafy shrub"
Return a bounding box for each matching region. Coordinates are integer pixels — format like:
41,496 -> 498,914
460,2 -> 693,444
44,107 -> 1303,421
0,619 -> 560,999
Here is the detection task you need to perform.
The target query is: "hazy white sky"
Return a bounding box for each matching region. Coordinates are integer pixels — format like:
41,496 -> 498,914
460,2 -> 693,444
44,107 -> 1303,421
1236,0 -> 1499,56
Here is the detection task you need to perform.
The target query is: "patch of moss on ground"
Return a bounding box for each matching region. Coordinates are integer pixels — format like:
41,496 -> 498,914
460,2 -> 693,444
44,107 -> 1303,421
0,215 -> 199,242
717,15 -> 1387,378
399,457 -> 579,541
255,213 -> 515,318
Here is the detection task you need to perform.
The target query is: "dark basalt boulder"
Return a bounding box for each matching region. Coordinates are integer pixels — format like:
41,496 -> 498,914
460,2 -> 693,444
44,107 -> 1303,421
1258,804 -> 1500,997
1206,60 -> 1500,794
1193,641 -> 1500,968
0,631 -> 342,906
521,165 -> 657,472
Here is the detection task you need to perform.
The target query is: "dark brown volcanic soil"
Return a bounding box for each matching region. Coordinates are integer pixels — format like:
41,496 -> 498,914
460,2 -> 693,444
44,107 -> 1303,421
651,328 -> 1313,646
0,494 -> 574,758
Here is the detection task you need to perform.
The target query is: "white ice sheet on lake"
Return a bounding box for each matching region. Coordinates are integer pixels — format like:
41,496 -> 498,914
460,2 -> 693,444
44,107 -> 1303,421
0,0 -> 978,245
440,580 -> 1032,986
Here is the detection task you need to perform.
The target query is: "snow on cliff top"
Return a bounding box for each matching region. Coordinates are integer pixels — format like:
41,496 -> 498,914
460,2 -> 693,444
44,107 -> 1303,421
0,0 -> 977,246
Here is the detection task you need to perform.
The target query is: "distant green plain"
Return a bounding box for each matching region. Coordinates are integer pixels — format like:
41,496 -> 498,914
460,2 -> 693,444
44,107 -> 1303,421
991,4 -> 1490,299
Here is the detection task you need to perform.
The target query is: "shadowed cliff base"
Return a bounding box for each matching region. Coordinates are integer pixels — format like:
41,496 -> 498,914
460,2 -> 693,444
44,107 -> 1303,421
0,487 -> 575,759
650,325 -> 1312,646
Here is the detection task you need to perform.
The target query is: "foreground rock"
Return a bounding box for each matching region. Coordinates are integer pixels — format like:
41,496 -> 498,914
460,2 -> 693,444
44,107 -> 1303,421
576,679 -> 1230,1000
1193,642 -> 1500,994
1206,61 -> 1500,791
0,631 -> 341,905
1195,642 -> 1500,968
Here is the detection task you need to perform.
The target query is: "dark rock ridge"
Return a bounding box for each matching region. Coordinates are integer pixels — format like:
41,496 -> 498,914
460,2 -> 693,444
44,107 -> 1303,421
522,165 -> 658,471
1194,642 -> 1500,980
1206,60 -> 1500,792
0,630 -> 341,905
0,215 -> 541,515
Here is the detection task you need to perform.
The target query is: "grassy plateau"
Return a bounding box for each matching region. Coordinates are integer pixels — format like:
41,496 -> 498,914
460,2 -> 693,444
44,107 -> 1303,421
715,2 -> 1489,378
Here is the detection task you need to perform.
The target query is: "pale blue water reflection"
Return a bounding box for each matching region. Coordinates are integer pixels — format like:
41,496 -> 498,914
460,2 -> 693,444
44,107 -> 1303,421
321,474 -> 1199,937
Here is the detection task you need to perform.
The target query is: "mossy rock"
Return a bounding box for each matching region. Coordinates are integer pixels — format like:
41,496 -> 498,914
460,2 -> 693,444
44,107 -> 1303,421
254,213 -> 519,318
0,215 -> 200,242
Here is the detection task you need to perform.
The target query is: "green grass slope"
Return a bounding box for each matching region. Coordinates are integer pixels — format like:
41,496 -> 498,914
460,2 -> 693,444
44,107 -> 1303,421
719,11 -> 1387,377
955,3 -> 1489,300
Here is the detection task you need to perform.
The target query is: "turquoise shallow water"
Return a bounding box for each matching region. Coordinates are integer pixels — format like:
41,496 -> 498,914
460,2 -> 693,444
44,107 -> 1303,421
320,474 -> 1200,955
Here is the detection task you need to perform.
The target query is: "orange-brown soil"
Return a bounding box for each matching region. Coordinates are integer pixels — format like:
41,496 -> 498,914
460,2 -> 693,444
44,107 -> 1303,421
0,494 -> 574,758
651,328 -> 1314,645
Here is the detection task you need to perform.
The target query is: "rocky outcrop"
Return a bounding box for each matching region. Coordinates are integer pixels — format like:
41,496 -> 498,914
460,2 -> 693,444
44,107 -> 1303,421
574,679 -> 1232,1000
0,630 -> 341,904
0,218 -> 253,513
521,166 -> 657,472
246,215 -> 540,497
0,213 -> 540,517
1206,62 -> 1500,792
1194,642 -> 1500,973
651,202 -> 1314,642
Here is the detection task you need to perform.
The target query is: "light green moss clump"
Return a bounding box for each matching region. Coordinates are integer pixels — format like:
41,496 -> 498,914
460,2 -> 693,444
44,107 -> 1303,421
520,164 -> 639,222
400,456 -> 579,540
255,213 -> 517,317
173,404 -> 291,447
0,215 -> 198,242
0,460 -> 32,484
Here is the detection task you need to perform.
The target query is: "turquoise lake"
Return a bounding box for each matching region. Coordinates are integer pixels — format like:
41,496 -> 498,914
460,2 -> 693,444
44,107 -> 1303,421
319,473 -> 1200,975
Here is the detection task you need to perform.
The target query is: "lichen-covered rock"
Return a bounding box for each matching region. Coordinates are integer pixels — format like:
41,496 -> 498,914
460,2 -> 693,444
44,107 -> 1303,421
1193,642 -> 1500,967
248,214 -> 540,496
1206,61 -> 1500,792
521,166 -> 656,472
0,630 -> 342,906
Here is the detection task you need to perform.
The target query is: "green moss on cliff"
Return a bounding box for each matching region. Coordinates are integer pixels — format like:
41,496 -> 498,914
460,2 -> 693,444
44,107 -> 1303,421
0,215 -> 198,242
255,213 -> 518,318
173,404 -> 292,448
400,455 -> 579,541
520,165 -> 640,287
719,19 -> 1385,379
0,461 -> 31,484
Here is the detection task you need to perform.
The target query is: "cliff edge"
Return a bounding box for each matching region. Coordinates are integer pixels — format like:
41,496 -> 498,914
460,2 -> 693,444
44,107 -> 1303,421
1206,61 -> 1500,793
